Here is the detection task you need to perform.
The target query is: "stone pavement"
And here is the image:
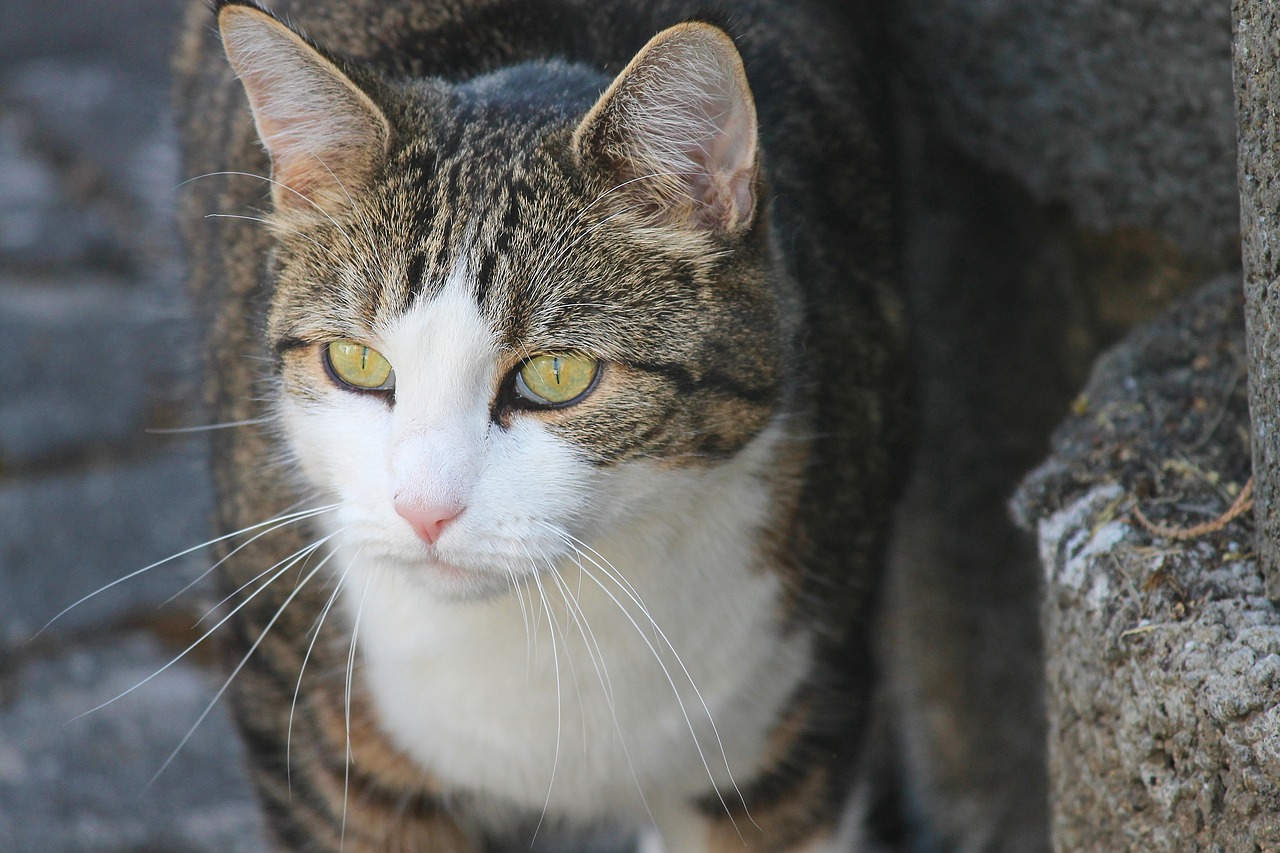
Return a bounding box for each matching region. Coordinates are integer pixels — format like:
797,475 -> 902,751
0,1 -> 270,850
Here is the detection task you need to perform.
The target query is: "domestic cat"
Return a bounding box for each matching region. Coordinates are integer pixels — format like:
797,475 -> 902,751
175,0 -> 907,849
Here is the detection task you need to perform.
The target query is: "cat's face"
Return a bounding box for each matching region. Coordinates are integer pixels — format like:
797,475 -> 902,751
220,3 -> 787,599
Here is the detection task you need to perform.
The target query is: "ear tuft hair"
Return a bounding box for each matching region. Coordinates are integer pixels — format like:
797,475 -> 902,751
218,3 -> 390,214
574,23 -> 759,236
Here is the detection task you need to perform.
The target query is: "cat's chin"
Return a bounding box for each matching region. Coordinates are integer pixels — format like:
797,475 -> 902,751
377,553 -> 522,603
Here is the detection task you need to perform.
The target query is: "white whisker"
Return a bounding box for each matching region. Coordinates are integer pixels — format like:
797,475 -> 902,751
539,564 -> 587,752
36,504 -> 340,638
144,417 -> 269,434
147,534 -> 345,788
182,505 -> 340,619
529,570 -> 563,846
181,170 -> 363,257
505,568 -> 533,676
342,573 -> 373,851
544,565 -> 597,756
308,153 -> 384,286
537,524 -> 652,622
539,523 -> 755,835
555,548 -> 655,830
204,212 -> 345,264
288,547 -> 360,789
71,527 -> 341,724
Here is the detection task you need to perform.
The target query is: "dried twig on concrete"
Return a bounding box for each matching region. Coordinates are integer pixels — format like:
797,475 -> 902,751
1132,476 -> 1254,540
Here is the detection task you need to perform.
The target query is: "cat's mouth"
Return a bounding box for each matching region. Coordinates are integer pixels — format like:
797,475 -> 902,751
424,556 -> 469,580
378,547 -> 527,601
344,525 -> 565,600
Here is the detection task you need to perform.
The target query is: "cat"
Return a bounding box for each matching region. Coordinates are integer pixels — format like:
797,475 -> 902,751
174,0 -> 908,850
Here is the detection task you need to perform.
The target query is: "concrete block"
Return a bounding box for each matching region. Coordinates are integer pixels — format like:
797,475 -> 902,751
4,60 -> 181,260
0,277 -> 199,467
0,114 -> 119,269
1012,276 -> 1274,849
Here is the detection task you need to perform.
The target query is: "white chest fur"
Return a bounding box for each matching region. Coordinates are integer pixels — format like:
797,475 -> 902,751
344,480 -> 811,827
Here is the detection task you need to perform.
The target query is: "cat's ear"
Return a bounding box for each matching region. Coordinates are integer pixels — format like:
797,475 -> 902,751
573,23 -> 759,236
217,1 -> 390,214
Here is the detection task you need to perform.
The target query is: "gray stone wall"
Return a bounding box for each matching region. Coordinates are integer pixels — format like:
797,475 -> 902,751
1235,0 -> 1280,601
894,0 -> 1239,258
1011,276 -> 1277,850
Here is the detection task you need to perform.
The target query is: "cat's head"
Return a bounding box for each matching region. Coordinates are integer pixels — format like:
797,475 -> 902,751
218,1 -> 793,599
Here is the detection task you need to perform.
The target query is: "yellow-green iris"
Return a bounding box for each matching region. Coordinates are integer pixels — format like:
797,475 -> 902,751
326,340 -> 394,390
516,353 -> 599,406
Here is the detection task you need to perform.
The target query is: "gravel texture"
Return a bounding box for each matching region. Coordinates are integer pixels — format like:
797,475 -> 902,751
1013,276 -> 1280,849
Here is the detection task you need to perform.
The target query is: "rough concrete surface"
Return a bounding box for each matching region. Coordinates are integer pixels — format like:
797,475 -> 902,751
1234,0 -> 1280,601
0,633 -> 267,853
0,1 -> 270,850
1013,276 -> 1280,850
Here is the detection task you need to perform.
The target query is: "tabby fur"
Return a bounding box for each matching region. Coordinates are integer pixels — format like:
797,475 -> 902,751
174,0 -> 907,850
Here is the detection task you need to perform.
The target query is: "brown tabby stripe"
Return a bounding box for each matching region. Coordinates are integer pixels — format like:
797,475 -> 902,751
706,769 -> 833,853
234,637 -> 472,851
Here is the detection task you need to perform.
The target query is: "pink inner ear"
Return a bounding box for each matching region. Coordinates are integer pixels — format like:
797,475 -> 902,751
696,167 -> 752,233
683,89 -> 758,231
220,6 -> 388,212
576,23 -> 759,235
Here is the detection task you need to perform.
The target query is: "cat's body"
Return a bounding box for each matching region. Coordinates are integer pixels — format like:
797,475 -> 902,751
175,0 -> 906,850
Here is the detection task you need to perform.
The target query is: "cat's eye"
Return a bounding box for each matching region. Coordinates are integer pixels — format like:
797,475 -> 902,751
325,340 -> 395,391
514,353 -> 600,406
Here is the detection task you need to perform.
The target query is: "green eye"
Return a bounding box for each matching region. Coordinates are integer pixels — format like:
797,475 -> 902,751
515,353 -> 600,406
325,340 -> 394,390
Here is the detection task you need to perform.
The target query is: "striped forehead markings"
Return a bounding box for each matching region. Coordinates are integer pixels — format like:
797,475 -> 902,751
473,170 -> 539,310
406,252 -> 428,303
386,256 -> 496,370
403,158 -> 467,310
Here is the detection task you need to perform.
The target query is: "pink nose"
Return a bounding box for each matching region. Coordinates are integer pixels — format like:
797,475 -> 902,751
394,501 -> 463,545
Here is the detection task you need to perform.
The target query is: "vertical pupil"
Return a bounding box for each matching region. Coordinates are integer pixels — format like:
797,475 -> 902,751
552,357 -> 563,385
360,347 -> 369,371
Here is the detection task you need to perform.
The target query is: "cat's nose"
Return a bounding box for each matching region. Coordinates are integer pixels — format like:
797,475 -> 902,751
394,500 -> 463,545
